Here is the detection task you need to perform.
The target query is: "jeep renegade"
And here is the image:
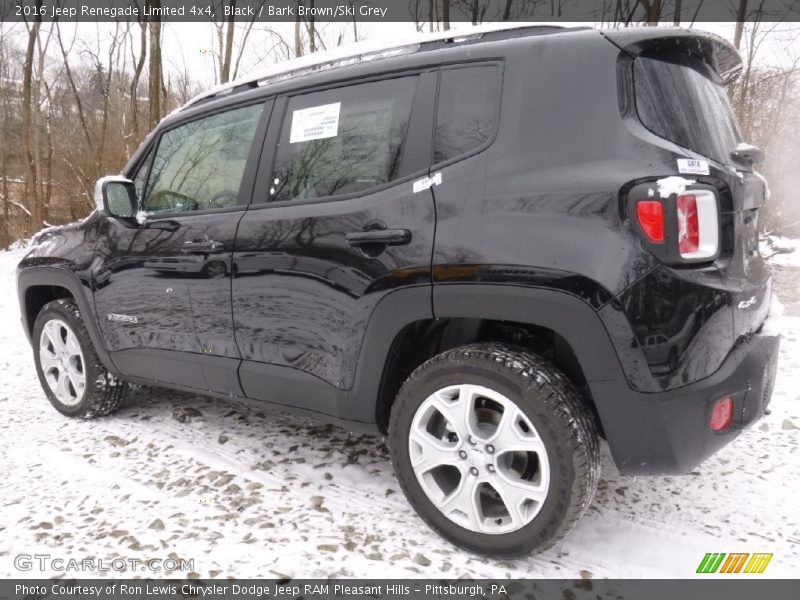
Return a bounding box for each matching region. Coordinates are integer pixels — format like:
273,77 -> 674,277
17,25 -> 780,556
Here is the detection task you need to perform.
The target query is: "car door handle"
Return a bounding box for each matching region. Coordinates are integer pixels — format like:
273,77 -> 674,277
181,240 -> 225,254
345,229 -> 411,247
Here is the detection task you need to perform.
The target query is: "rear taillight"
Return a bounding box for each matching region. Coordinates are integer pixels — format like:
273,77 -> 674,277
710,397 -> 734,431
677,191 -> 718,260
634,188 -> 719,263
677,194 -> 699,254
636,201 -> 664,242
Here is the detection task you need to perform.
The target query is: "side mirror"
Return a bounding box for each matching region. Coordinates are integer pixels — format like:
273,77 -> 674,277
94,176 -> 138,222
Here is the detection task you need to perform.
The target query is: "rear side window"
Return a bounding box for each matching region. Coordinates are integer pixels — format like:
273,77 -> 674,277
434,65 -> 501,164
143,103 -> 264,214
271,76 -> 418,202
634,56 -> 741,165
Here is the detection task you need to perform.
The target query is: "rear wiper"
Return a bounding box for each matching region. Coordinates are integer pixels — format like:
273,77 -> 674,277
730,143 -> 764,167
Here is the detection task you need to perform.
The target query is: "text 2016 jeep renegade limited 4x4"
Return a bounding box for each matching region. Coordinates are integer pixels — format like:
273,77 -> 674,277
17,25 -> 780,556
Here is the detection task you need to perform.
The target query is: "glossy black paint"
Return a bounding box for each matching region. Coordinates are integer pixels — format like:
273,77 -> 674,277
17,26 -> 780,475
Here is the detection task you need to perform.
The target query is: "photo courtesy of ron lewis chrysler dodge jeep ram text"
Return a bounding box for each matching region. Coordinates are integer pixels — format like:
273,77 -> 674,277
17,24 -> 780,557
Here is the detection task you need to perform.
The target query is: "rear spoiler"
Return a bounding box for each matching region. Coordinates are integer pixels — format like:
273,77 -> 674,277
599,28 -> 743,83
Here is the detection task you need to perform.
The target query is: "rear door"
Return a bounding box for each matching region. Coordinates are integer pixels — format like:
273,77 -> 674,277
93,101 -> 270,393
232,71 -> 437,412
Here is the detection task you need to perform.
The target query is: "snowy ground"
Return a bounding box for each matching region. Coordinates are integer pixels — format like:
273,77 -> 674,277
0,247 -> 798,579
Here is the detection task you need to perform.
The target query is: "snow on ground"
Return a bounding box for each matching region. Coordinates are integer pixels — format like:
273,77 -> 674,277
762,235 -> 800,267
0,247 -> 798,579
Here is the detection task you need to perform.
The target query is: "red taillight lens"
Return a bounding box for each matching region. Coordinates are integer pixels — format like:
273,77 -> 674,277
710,397 -> 734,431
636,200 -> 665,243
677,194 -> 700,255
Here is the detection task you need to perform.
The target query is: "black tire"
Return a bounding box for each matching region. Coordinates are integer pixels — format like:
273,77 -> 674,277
388,342 -> 599,557
32,299 -> 127,418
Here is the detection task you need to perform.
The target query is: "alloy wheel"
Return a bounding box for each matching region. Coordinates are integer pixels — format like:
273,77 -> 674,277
39,319 -> 86,406
408,384 -> 550,534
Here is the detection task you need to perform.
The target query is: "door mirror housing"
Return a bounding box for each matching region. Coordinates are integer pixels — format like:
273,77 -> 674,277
95,176 -> 138,222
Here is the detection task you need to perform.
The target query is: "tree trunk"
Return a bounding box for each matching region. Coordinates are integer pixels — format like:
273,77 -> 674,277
640,0 -> 661,25
673,0 -> 682,25
148,12 -> 162,129
0,118 -> 8,247
221,0 -> 236,83
443,0 -> 451,29
502,0 -> 513,20
129,20 -> 147,150
294,2 -> 303,57
308,0 -> 316,53
21,2 -> 42,235
734,0 -> 748,50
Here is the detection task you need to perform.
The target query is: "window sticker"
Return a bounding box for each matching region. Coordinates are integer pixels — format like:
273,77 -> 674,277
290,102 -> 341,143
677,158 -> 710,175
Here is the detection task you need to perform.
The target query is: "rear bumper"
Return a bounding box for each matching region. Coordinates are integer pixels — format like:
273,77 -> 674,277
594,326 -> 780,475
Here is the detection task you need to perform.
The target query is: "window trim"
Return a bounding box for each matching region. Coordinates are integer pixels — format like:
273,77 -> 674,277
130,98 -> 271,220
430,60 -> 504,171
251,69 -> 437,208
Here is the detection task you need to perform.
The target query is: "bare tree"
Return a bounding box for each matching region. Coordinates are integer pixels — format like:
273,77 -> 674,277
148,7 -> 163,129
20,0 -> 43,234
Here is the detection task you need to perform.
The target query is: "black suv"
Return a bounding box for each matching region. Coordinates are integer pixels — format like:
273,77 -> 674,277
17,25 -> 780,557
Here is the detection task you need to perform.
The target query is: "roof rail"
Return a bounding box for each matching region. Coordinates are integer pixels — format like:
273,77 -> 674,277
180,22 -> 565,112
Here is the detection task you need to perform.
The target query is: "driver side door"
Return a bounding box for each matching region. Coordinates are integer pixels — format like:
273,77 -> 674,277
92,100 -> 270,394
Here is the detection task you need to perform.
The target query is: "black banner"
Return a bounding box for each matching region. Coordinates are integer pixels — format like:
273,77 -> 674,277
2,579 -> 799,600
2,0 -> 800,23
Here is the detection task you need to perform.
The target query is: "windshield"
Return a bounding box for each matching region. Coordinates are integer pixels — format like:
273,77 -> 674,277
634,55 -> 741,165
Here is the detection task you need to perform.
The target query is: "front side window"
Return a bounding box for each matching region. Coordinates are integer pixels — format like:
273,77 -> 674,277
434,65 -> 501,164
271,76 -> 418,202
143,103 -> 264,214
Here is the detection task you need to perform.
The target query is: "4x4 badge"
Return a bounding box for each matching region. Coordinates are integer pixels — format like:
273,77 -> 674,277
107,313 -> 138,324
413,172 -> 442,193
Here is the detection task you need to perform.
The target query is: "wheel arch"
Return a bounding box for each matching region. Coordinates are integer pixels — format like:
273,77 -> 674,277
345,283 -> 628,436
17,267 -> 118,375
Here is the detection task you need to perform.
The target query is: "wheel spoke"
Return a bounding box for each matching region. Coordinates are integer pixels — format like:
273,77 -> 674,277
438,475 -> 482,531
65,364 -> 86,396
426,385 -> 480,440
42,321 -> 62,353
64,331 -> 81,357
39,347 -> 60,372
409,428 -> 460,474
489,404 -> 546,454
55,369 -> 73,402
492,475 -> 547,529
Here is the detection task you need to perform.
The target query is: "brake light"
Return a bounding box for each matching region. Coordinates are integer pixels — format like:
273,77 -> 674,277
636,200 -> 665,242
677,191 -> 719,260
710,397 -> 734,431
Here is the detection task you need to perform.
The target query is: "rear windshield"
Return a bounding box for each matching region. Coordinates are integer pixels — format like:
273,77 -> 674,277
634,55 -> 741,165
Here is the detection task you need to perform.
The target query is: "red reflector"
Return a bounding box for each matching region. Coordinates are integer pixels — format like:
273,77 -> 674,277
677,194 -> 700,255
636,200 -> 665,242
710,397 -> 733,431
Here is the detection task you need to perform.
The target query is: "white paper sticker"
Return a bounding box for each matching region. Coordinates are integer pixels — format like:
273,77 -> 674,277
290,102 -> 341,143
677,158 -> 709,175
413,172 -> 442,193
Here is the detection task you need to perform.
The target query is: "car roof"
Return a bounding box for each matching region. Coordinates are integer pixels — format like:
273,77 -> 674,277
177,23 -> 589,113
